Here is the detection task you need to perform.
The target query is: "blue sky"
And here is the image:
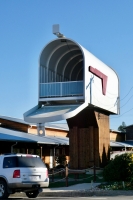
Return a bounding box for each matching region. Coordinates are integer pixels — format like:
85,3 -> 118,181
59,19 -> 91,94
0,0 -> 133,130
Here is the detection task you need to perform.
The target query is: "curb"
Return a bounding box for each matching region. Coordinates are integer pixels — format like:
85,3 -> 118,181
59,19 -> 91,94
39,190 -> 133,197
10,190 -> 133,197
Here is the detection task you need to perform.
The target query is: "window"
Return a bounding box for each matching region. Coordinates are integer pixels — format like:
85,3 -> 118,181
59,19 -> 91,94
3,156 -> 46,168
3,157 -> 17,168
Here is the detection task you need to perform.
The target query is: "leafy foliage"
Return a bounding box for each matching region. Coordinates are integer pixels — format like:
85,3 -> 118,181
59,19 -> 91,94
103,153 -> 133,181
118,121 -> 126,132
99,181 -> 133,190
55,155 -> 66,166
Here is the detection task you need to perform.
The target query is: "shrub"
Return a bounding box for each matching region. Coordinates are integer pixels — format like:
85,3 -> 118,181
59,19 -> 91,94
55,155 -> 66,166
103,153 -> 133,181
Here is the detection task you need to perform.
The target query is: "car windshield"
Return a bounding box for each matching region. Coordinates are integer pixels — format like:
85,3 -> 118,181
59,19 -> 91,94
3,156 -> 46,168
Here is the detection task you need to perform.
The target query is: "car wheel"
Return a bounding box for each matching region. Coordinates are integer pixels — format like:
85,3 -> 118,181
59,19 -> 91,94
0,180 -> 9,199
26,190 -> 39,198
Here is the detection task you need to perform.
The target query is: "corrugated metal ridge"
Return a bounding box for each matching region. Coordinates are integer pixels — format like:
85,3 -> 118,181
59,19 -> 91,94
0,115 -> 69,131
0,127 -> 69,145
0,115 -> 30,125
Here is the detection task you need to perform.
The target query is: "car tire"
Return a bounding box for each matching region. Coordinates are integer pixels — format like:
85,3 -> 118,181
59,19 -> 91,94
0,180 -> 9,199
25,190 -> 39,198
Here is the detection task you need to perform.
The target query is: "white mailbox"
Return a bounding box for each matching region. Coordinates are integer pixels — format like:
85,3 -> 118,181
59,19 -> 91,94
24,37 -> 119,123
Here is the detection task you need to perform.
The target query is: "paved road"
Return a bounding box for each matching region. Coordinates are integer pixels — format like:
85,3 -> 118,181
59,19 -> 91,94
8,196 -> 133,200
7,182 -> 133,199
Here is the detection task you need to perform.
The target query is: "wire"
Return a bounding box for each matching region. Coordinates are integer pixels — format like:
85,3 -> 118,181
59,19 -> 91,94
93,79 -> 133,102
92,82 -> 133,110
90,89 -> 133,119
120,94 -> 133,108
111,107 -> 133,119
93,81 -> 133,107
121,86 -> 133,101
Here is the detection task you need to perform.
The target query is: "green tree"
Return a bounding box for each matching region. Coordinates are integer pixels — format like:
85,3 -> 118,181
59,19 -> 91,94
118,121 -> 126,132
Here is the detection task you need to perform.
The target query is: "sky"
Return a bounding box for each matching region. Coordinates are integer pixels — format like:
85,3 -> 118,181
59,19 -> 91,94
0,0 -> 133,130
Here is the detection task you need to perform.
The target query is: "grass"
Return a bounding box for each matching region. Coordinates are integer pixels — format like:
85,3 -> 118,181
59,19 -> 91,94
48,171 -> 133,190
49,172 -> 104,188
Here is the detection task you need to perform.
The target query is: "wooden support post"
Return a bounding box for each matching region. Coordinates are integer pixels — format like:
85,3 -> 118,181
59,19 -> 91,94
65,166 -> 68,187
67,109 -> 110,169
93,127 -> 96,182
93,164 -> 96,182
52,169 -> 54,182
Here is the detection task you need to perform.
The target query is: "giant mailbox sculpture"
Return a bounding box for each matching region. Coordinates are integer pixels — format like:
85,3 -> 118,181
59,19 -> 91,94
24,26 -> 119,168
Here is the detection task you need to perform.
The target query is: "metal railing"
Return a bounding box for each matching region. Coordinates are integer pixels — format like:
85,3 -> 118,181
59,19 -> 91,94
39,81 -> 83,98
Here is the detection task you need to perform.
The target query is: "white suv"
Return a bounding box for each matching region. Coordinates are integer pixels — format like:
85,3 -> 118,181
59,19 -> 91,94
0,153 -> 49,199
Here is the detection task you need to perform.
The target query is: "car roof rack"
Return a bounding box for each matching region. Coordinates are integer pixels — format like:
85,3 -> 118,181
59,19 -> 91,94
3,153 -> 17,155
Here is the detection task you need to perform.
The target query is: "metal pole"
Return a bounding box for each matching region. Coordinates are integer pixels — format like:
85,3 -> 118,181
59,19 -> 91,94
11,142 -> 17,153
40,146 -> 42,158
90,76 -> 94,104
